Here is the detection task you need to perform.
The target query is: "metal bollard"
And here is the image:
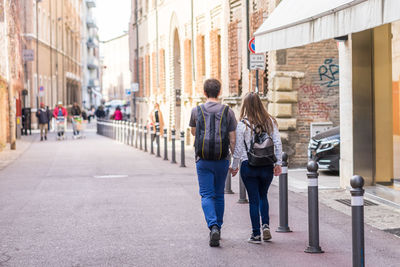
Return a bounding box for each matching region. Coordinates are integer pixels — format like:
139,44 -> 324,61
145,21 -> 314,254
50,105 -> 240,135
277,152 -> 292,232
350,175 -> 365,267
163,129 -> 168,160
144,126 -> 148,152
139,124 -> 143,150
134,123 -> 138,148
119,121 -> 123,143
304,160 -> 324,254
225,170 -> 234,194
124,121 -> 128,144
113,121 -> 116,140
150,126 -> 154,154
238,170 -> 248,203
130,122 -> 134,146
117,121 -> 121,142
156,125 -> 161,157
180,131 -> 186,167
171,129 -> 177,164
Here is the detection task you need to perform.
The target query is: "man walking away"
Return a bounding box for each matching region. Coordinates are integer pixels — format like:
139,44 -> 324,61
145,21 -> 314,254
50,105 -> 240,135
36,103 -> 50,141
189,78 -> 237,247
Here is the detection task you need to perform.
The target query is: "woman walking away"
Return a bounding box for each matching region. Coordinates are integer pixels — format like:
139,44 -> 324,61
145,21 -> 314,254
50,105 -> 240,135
113,106 -> 123,121
231,92 -> 282,244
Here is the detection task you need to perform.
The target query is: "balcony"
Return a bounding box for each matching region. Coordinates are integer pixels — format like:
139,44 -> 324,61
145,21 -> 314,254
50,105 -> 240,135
87,38 -> 99,49
86,0 -> 96,8
86,17 -> 97,28
87,57 -> 99,70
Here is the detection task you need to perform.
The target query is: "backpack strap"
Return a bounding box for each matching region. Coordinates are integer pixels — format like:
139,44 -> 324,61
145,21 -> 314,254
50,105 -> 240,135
198,104 -> 206,159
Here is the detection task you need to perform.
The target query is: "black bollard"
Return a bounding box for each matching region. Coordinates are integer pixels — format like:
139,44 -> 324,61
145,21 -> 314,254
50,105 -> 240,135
277,152 -> 292,232
224,170 -> 234,194
130,122 -> 134,146
350,175 -> 365,267
180,131 -> 186,167
134,123 -> 138,148
150,126 -> 154,155
304,160 -> 324,253
139,124 -> 143,150
171,129 -> 177,164
163,129 -> 168,160
238,171 -> 248,203
144,126 -> 148,152
156,125 -> 161,157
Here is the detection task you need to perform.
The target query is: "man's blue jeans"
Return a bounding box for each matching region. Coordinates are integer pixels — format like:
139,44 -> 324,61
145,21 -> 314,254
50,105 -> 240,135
196,159 -> 229,229
240,160 -> 274,236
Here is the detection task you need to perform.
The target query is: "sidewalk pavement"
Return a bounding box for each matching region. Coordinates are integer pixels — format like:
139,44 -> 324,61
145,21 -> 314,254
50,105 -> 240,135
116,131 -> 400,237
0,131 -> 399,266
0,134 -> 38,171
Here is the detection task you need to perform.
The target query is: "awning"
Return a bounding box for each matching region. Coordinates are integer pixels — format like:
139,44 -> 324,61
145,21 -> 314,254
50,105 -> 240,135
92,88 -> 102,98
254,0 -> 400,52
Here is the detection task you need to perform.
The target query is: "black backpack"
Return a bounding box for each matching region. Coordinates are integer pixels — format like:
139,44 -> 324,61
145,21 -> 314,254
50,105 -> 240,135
243,119 -> 277,167
195,104 -> 230,160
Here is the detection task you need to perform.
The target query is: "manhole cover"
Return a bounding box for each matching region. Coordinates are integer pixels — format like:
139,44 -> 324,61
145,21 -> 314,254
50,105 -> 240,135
93,175 -> 128,179
335,199 -> 378,207
383,228 -> 400,238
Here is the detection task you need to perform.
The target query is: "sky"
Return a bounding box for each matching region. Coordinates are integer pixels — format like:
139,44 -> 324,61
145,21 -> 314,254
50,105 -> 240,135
94,0 -> 131,41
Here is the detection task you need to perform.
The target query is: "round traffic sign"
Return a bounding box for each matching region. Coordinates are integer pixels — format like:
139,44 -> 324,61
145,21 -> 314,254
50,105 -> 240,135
248,37 -> 256,53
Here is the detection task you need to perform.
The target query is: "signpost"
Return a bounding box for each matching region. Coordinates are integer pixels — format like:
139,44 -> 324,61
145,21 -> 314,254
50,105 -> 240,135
125,89 -> 132,96
131,83 -> 139,92
248,37 -> 265,93
39,86 -> 44,97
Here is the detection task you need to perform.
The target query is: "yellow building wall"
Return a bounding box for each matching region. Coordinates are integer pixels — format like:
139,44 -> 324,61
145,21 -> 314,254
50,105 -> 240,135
0,78 -> 9,151
373,25 -> 394,183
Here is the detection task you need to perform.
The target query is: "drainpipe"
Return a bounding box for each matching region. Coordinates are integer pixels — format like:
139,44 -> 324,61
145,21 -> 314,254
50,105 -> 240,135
191,0 -> 195,84
246,0 -> 250,70
4,0 -> 16,149
156,0 -> 159,90
134,0 -> 139,123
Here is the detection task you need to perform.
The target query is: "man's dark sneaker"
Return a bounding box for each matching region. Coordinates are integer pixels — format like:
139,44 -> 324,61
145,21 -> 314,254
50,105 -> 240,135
40,137 -> 43,141
209,225 -> 220,247
262,224 -> 272,241
44,136 -> 47,140
248,233 -> 261,244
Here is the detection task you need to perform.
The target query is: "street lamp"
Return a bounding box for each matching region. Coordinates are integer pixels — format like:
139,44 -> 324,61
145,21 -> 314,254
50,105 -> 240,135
36,0 -> 42,109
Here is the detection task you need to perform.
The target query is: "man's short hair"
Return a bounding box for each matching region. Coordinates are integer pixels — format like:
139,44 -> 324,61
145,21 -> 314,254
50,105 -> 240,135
204,79 -> 221,98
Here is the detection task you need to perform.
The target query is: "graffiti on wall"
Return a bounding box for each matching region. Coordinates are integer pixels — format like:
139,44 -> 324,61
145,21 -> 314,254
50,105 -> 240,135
318,58 -> 339,87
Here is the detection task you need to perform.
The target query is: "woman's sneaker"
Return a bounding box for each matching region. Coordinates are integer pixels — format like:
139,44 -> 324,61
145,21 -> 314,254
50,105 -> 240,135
262,224 -> 272,241
248,234 -> 261,244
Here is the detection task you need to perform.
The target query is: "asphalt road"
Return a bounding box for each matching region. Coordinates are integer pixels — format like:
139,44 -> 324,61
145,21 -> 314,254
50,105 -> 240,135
0,132 -> 399,267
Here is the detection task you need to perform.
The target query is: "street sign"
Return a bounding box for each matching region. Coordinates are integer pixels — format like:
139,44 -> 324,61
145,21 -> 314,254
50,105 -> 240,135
131,83 -> 139,93
125,89 -> 132,96
248,37 -> 256,54
23,49 -> 34,61
250,53 -> 265,70
39,86 -> 44,97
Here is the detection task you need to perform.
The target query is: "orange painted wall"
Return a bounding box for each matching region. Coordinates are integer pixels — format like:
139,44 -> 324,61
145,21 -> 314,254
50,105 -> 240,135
394,81 -> 400,135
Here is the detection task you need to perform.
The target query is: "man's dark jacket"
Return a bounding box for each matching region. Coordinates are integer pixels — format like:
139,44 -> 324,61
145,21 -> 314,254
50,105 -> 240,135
36,108 -> 50,124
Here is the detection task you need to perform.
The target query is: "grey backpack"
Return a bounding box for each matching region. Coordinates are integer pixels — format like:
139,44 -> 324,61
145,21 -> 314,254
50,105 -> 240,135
242,119 -> 277,167
195,104 -> 230,160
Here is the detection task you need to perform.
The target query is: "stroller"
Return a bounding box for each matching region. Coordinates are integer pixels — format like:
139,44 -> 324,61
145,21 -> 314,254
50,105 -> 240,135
56,116 -> 66,140
72,116 -> 85,139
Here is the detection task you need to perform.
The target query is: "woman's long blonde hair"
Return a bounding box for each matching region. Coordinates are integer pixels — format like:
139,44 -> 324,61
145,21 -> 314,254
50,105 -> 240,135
239,92 -> 276,134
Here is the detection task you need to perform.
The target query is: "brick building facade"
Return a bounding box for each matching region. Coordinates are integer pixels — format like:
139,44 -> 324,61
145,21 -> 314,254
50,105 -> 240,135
129,0 -> 339,167
20,0 -> 82,127
0,0 -> 25,150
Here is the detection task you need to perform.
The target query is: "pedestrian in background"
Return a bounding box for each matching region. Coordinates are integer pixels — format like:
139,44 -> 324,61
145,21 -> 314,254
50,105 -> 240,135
71,102 -> 82,137
149,103 -> 164,139
95,105 -> 106,119
189,79 -> 237,247
46,105 -> 51,131
36,103 -> 50,141
231,92 -> 282,244
112,106 -> 123,121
